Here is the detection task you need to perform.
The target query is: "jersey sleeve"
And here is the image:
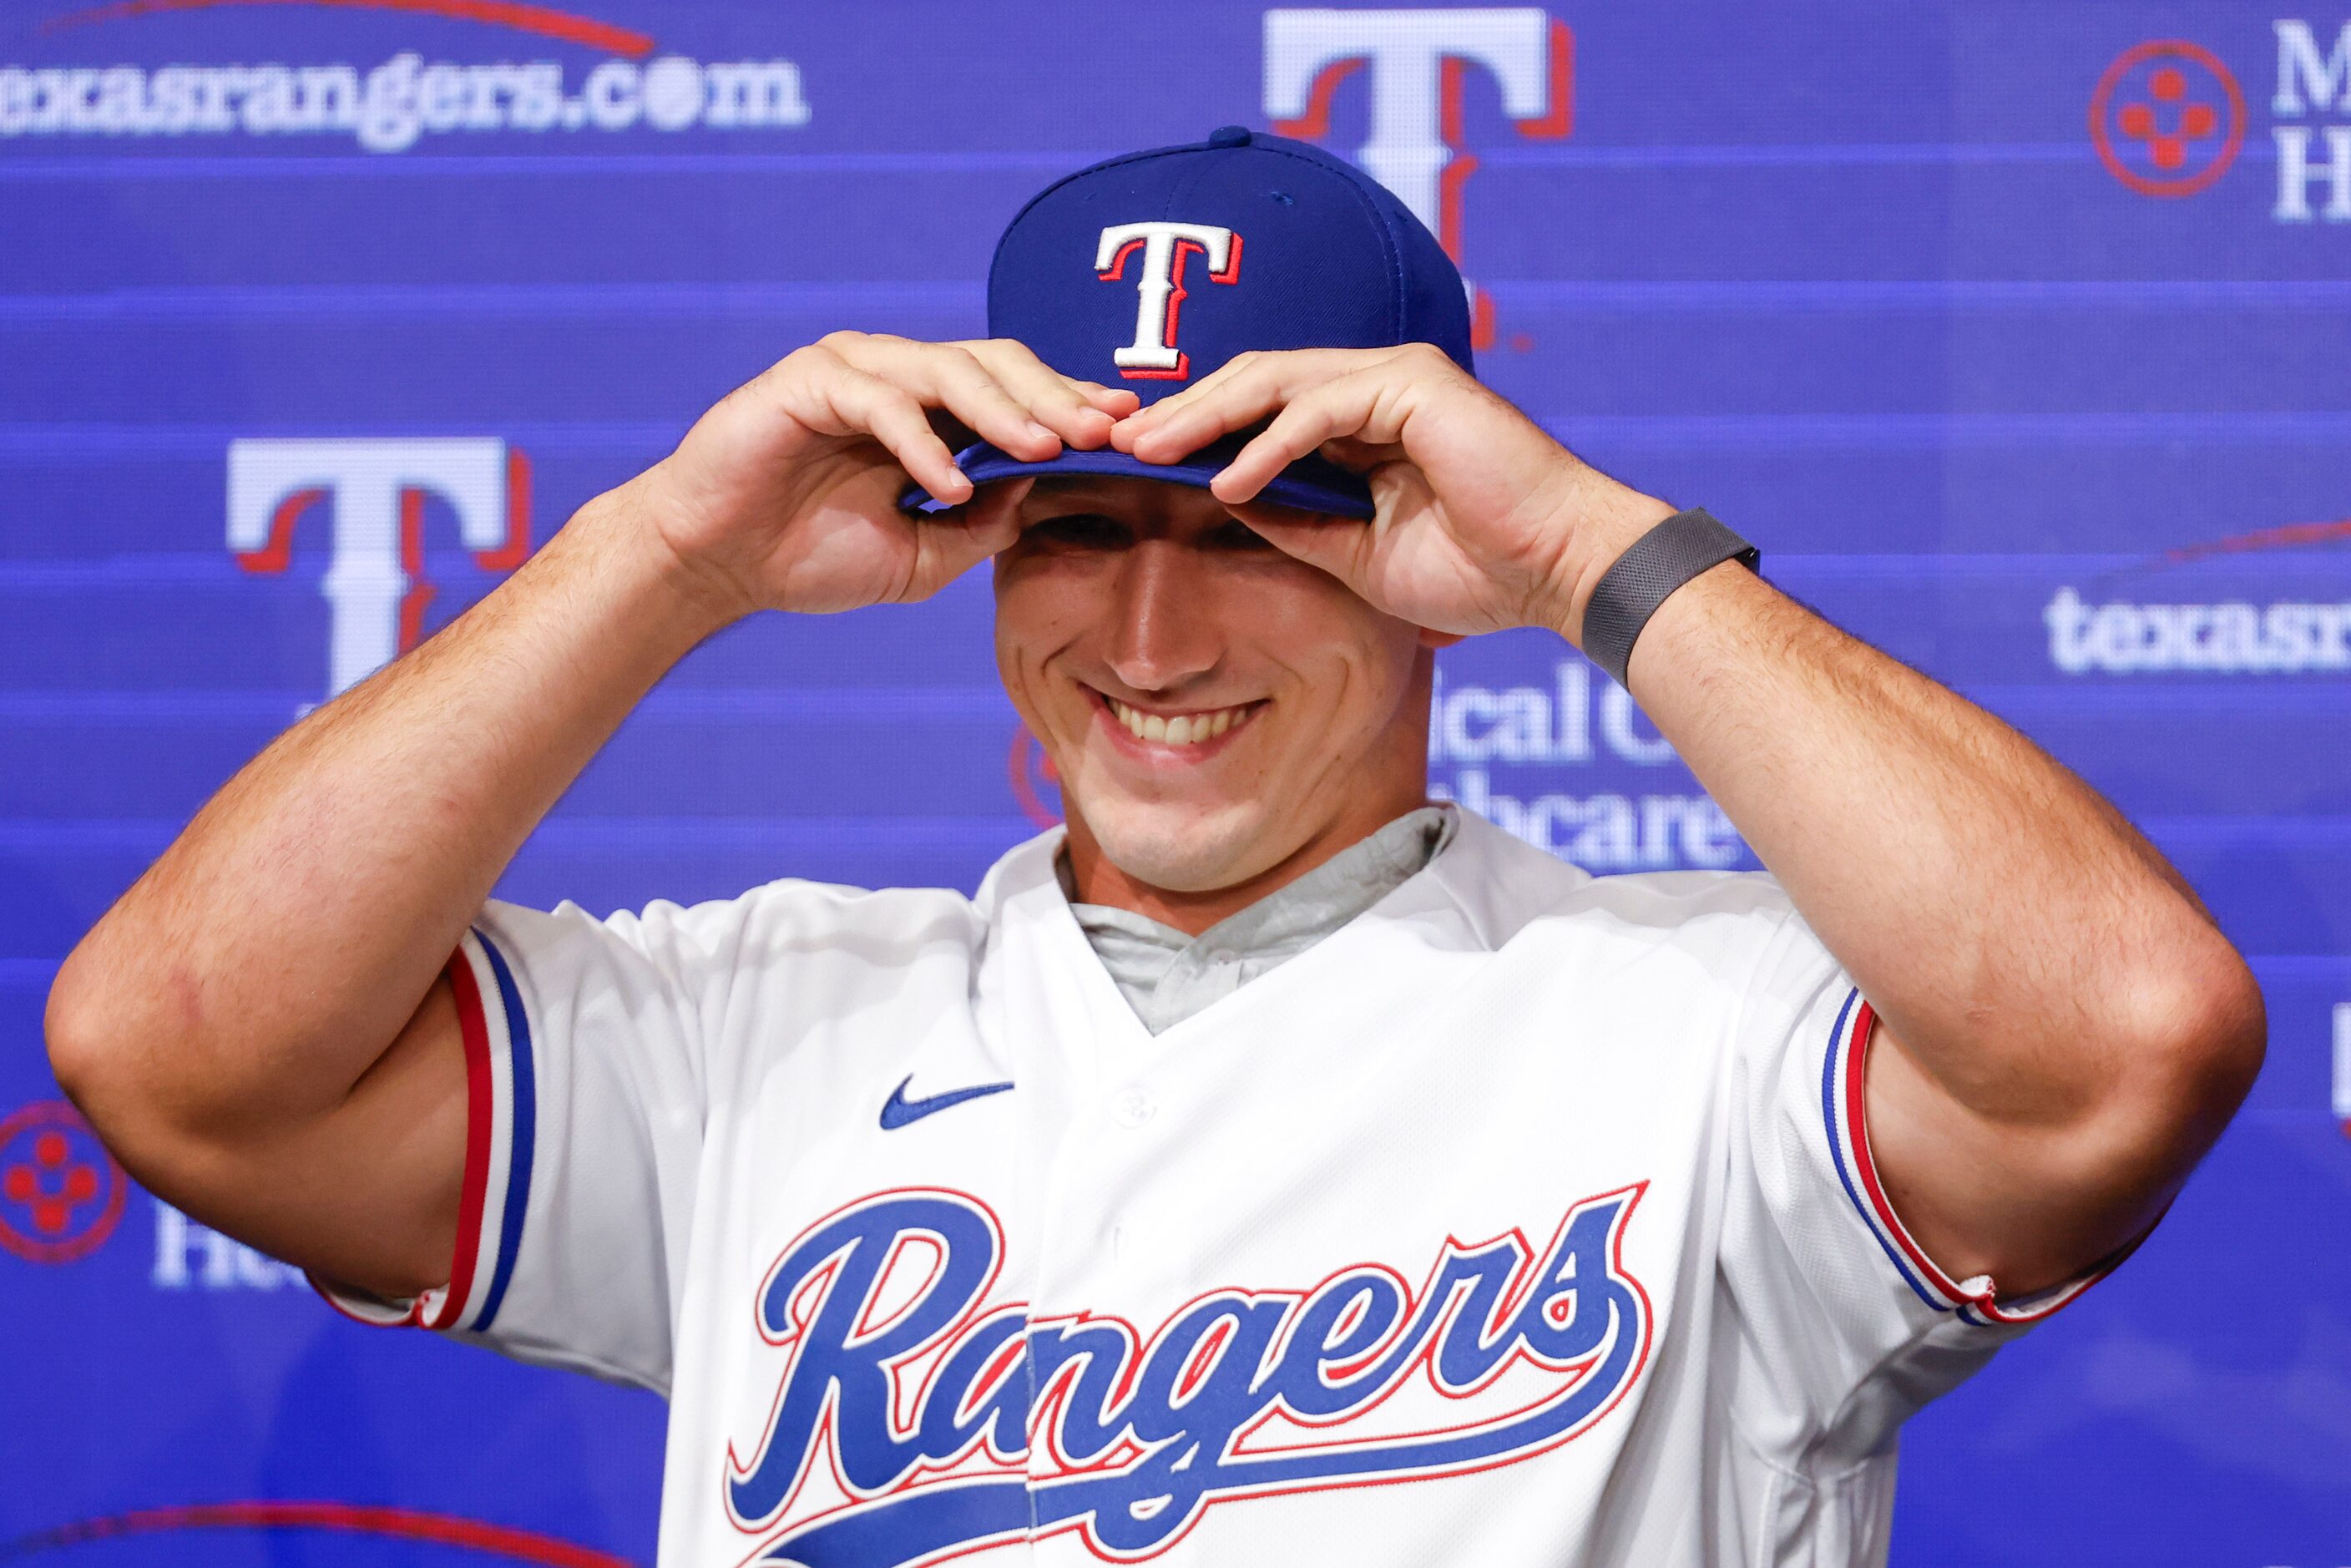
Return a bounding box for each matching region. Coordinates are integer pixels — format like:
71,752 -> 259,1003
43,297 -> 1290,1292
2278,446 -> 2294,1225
315,893 -> 742,1395
1716,909 -> 2120,1464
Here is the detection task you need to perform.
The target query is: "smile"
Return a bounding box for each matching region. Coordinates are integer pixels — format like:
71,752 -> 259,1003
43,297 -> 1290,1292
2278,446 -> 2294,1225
1104,695 -> 1261,747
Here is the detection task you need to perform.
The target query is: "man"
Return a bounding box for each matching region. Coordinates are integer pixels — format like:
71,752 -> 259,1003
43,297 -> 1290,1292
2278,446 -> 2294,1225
47,129 -> 2259,1565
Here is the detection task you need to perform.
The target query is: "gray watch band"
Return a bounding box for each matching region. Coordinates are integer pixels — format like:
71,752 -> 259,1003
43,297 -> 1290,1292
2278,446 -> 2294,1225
1580,507 -> 1759,688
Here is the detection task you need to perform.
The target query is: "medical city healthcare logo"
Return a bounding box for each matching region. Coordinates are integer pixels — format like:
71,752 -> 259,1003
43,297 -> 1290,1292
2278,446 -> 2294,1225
0,1100 -> 125,1265
1262,7 -> 1572,349
0,0 -> 809,153
2090,21 -> 2351,220
2089,40 -> 2245,196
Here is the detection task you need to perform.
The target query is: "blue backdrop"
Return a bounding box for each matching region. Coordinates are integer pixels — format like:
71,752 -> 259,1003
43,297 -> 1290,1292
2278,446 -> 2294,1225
3,3 -> 2348,1563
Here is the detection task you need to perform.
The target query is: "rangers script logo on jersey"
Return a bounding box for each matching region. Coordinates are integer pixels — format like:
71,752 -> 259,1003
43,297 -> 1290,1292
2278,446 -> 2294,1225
724,1186 -> 1652,1565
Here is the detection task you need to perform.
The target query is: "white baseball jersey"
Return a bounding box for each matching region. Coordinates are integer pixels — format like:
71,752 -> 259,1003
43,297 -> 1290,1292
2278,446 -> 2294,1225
325,808 -> 2105,1567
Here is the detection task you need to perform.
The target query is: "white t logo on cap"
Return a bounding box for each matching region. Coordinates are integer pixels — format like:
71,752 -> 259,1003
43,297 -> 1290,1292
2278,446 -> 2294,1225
1095,221 -> 1243,379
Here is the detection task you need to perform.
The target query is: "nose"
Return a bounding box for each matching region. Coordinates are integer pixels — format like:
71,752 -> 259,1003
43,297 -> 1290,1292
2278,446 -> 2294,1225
1105,539 -> 1221,695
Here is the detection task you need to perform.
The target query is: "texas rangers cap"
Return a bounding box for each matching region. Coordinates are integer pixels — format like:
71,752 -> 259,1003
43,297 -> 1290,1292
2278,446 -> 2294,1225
902,126 -> 1474,520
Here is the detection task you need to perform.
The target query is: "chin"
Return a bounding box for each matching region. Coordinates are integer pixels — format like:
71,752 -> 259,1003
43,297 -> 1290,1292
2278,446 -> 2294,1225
1076,796 -> 1296,895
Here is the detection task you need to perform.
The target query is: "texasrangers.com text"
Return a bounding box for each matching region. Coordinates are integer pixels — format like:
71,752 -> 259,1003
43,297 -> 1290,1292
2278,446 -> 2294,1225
0,51 -> 811,153
2045,585 -> 2351,675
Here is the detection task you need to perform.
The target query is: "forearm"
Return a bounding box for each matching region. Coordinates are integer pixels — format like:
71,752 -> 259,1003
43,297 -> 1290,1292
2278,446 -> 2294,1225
1555,481 -> 2257,1116
49,481 -> 726,1132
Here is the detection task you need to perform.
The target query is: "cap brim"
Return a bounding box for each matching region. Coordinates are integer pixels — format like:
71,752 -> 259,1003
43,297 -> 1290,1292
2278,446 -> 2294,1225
899,434 -> 1373,520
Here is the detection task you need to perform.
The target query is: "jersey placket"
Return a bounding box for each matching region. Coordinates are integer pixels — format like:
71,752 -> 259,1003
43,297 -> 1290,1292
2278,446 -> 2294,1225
996,867 -> 1216,1563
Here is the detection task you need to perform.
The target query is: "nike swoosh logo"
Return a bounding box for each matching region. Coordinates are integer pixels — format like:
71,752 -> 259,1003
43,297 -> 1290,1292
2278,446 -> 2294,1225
880,1074 -> 1016,1130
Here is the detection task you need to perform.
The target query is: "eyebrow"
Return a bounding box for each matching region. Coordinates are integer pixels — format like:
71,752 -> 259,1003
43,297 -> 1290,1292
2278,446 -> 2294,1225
1025,483 -> 1130,508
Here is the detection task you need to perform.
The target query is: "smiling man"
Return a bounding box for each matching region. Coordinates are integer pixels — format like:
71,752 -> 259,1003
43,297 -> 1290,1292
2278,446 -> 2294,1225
48,130 -> 2261,1566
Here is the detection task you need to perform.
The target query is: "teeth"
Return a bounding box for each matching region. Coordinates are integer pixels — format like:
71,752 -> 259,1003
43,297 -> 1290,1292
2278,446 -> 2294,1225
1108,698 -> 1256,747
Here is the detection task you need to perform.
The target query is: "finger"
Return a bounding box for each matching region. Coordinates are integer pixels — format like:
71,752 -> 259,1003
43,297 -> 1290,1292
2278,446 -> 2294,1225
1107,348 -> 1277,457
1115,361 -> 1288,463
822,364 -> 971,504
1317,433 -> 1396,473
1115,348 -> 1378,461
958,341 -> 1125,449
1074,378 -> 1143,418
904,477 -> 1034,600
1210,374 -> 1390,504
947,473 -> 1034,556
830,335 -> 1062,463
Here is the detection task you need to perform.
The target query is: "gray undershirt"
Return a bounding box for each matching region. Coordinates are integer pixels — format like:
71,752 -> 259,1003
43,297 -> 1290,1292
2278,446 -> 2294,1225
1060,806 -> 1456,1035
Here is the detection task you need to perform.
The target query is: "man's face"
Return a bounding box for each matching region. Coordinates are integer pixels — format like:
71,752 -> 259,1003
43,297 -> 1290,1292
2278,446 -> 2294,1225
993,476 -> 1440,896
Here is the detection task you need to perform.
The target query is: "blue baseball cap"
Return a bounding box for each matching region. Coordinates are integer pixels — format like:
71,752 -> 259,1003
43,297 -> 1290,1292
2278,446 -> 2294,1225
902,126 -> 1473,520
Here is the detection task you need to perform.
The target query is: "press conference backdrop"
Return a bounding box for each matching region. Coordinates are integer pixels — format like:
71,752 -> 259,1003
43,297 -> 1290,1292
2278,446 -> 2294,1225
2,2 -> 2346,1562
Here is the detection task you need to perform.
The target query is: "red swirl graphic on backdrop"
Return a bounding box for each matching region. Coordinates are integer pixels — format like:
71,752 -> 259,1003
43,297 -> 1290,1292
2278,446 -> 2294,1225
2164,518 -> 2351,565
3,1502 -> 632,1565
39,0 -> 656,58
1009,726 -> 1062,828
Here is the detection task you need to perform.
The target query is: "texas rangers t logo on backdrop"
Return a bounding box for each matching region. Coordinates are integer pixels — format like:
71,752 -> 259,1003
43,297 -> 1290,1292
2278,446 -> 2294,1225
1096,220 -> 1244,379
228,438 -> 530,701
1263,7 -> 1571,348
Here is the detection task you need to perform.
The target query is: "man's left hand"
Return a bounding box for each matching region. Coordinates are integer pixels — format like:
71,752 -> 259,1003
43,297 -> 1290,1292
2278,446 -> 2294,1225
1108,344 -> 1671,639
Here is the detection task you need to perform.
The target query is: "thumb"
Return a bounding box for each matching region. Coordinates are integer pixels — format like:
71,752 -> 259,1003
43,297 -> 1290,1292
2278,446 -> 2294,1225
905,477 -> 1034,600
1223,498 -> 1373,592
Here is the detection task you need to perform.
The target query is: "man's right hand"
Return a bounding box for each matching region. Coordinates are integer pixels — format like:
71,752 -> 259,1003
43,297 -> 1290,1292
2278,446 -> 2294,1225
624,332 -> 1139,619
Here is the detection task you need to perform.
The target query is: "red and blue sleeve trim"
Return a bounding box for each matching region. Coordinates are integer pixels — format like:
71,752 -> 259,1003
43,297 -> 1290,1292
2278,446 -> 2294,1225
1818,988 -> 2107,1328
311,926 -> 535,1333
465,928 -> 534,1332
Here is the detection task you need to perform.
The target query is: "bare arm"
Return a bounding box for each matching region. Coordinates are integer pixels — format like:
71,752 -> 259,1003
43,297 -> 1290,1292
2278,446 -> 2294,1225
46,507 -> 719,1297
1116,343 -> 2265,1297
1604,552 -> 2262,1295
45,335 -> 1133,1299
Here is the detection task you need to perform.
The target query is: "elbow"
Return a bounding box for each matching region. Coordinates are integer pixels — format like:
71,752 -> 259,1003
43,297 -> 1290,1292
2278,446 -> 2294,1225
45,945 -> 115,1119
1928,936 -> 2263,1296
46,945 -> 255,1218
2114,929 -> 2266,1155
44,940 -> 214,1161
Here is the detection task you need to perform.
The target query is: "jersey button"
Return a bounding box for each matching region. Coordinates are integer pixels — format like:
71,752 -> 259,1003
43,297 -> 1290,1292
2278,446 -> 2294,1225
1110,1087 -> 1158,1128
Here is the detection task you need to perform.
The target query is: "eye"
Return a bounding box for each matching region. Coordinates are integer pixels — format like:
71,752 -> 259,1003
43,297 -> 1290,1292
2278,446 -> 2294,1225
1208,519 -> 1275,552
1024,513 -> 1130,550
